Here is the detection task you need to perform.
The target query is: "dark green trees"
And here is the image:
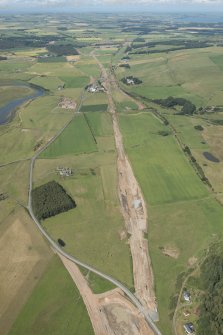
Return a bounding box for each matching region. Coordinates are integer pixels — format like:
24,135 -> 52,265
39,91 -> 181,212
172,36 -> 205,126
153,96 -> 196,115
32,181 -> 76,221
198,244 -> 223,335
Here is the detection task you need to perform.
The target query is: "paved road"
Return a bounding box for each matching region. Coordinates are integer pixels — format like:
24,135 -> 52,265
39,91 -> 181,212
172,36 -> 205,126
27,89 -> 163,335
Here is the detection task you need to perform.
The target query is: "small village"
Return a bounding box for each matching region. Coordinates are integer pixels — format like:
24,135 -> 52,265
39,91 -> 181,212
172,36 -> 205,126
181,290 -> 196,335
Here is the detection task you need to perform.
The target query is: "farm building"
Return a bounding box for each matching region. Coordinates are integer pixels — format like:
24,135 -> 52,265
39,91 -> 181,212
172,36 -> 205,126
183,291 -> 191,302
87,83 -> 105,93
56,166 -> 72,177
183,323 -> 195,334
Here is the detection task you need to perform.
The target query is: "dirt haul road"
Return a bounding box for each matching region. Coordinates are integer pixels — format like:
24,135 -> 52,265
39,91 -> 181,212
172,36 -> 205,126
93,55 -> 158,320
59,254 -> 154,335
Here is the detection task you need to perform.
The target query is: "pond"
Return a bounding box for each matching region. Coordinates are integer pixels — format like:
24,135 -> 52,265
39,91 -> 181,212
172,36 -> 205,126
203,152 -> 220,163
0,81 -> 45,125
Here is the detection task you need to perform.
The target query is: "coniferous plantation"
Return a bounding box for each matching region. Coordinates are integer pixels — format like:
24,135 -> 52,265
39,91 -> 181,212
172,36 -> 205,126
32,181 -> 76,221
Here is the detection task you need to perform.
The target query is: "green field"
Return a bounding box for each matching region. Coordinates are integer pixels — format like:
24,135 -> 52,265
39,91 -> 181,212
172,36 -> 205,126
119,112 -> 208,205
0,96 -> 74,164
149,198 -> 223,334
60,76 -> 89,88
9,256 -> 94,335
30,76 -> 64,91
0,85 -> 34,108
116,47 -> 223,107
84,111 -> 113,136
35,110 -> 133,289
81,104 -> 108,112
1,13 -> 223,335
119,110 -> 223,334
41,171 -> 133,287
167,115 -> 209,150
210,54 -> 223,70
41,114 -> 97,158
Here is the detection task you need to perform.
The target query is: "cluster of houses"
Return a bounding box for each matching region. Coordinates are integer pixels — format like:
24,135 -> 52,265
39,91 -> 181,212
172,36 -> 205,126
182,291 -> 195,334
56,166 -> 72,177
86,83 -> 105,93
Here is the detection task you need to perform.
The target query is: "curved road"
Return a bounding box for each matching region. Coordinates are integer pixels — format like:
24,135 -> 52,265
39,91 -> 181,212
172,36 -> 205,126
27,91 -> 163,335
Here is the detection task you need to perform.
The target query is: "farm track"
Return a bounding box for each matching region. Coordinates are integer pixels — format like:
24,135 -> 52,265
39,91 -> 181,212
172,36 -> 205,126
27,78 -> 162,335
93,53 -> 158,319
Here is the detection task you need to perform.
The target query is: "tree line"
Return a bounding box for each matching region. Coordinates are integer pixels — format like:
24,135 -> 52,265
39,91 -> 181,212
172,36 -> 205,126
153,96 -> 196,115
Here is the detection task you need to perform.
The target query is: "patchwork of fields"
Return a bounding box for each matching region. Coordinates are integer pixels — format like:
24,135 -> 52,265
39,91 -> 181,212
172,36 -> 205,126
1,12 -> 223,335
35,107 -> 133,289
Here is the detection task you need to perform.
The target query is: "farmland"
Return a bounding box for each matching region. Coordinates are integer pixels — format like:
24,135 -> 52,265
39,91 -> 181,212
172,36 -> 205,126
8,256 -> 94,335
118,110 -> 223,333
41,114 -> 98,158
119,113 -> 208,205
35,106 -> 134,289
0,11 -> 223,335
113,25 -> 223,333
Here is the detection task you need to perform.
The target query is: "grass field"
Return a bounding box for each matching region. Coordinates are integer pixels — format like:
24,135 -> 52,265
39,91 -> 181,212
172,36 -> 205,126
0,208 -> 53,335
119,112 -> 208,205
83,92 -> 108,106
119,110 -> 223,334
84,111 -> 113,136
0,85 -> 34,108
8,256 -> 94,335
210,54 -> 223,70
35,110 -> 133,289
81,104 -> 108,112
0,160 -> 30,205
0,95 -> 73,164
116,47 -> 223,107
41,114 -> 97,158
167,115 -> 209,150
1,14 -> 223,335
29,76 -> 64,91
149,198 -> 223,334
59,76 -> 89,88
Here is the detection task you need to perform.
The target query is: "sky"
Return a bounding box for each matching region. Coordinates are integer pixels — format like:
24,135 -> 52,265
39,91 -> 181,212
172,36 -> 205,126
0,0 -> 223,12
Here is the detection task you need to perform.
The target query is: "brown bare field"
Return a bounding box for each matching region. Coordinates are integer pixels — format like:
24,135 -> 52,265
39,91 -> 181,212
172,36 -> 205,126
161,245 -> 180,259
0,208 -> 52,335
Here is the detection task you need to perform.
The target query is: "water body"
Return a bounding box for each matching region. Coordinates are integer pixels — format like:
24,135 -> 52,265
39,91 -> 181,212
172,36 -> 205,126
0,82 -> 45,125
203,152 -> 220,163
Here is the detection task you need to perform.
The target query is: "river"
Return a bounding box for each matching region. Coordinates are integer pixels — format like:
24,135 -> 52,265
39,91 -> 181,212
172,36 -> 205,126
0,81 -> 45,125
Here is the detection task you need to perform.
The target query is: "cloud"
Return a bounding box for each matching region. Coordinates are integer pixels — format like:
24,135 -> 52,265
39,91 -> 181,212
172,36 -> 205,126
0,0 -> 223,8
